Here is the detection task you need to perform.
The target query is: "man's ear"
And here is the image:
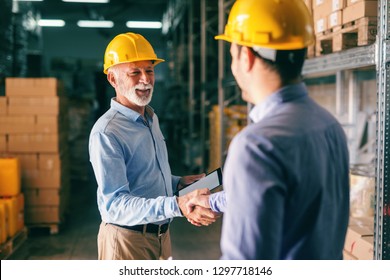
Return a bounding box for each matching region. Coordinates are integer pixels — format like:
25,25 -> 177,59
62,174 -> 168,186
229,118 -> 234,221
107,72 -> 117,88
241,46 -> 255,71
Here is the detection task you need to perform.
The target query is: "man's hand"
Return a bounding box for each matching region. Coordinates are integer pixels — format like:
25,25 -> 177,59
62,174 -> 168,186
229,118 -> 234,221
177,188 -> 219,226
185,193 -> 210,214
178,173 -> 205,190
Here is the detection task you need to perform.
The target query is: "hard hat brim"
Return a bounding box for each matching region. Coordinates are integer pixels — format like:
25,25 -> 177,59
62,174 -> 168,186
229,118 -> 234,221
215,34 -> 231,42
104,57 -> 165,74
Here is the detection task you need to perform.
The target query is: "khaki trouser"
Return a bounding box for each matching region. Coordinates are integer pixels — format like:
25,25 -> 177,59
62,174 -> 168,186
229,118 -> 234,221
97,222 -> 172,260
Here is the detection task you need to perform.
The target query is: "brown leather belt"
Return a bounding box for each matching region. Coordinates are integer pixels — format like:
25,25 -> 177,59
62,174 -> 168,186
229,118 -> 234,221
110,223 -> 169,236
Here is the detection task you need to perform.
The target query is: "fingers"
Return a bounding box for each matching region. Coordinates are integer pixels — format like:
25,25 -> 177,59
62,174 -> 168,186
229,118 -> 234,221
185,200 -> 195,215
184,191 -> 210,214
187,218 -> 202,227
187,207 -> 219,226
180,173 -> 206,186
196,188 -> 211,196
177,188 -> 219,227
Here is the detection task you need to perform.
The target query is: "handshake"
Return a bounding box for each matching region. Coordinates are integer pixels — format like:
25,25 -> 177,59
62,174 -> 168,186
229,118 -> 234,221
176,173 -> 222,227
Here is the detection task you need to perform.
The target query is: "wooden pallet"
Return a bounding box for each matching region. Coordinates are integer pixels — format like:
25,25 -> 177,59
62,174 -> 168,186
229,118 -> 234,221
0,227 -> 28,260
315,17 -> 377,56
27,223 -> 60,235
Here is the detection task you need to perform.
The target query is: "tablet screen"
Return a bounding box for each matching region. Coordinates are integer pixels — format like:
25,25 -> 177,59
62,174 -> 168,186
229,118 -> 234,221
178,168 -> 222,196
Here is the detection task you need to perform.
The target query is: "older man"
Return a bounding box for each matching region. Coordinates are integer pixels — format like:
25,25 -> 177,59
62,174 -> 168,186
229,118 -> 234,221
89,32 -> 218,260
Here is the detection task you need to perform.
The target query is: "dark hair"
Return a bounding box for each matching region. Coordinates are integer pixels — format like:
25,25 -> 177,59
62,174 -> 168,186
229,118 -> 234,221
238,45 -> 306,85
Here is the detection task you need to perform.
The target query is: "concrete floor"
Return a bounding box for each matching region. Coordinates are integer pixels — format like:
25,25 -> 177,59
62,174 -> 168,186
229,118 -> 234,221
8,159 -> 222,260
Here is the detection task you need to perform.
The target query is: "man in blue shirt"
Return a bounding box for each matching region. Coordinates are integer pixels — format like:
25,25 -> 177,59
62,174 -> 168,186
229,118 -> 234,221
186,0 -> 350,259
89,32 -> 218,260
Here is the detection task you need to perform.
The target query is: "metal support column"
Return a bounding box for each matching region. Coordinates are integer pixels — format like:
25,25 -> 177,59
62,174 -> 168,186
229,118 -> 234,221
348,71 -> 360,164
188,0 -> 195,168
375,0 -> 390,260
200,0 -> 206,171
336,71 -> 345,117
217,0 -> 226,167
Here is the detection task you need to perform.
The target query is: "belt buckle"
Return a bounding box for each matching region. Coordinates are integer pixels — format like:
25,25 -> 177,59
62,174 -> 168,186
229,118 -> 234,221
157,225 -> 163,237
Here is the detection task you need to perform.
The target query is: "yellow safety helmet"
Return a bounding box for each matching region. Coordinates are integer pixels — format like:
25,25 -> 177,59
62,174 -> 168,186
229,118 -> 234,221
215,0 -> 315,50
103,32 -> 165,74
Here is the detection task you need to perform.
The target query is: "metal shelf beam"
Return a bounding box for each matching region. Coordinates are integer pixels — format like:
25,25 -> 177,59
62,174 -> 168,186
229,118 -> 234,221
303,44 -> 376,77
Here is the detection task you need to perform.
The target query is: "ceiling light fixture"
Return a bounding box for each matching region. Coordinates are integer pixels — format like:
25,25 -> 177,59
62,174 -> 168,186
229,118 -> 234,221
126,21 -> 162,29
38,19 -> 66,27
62,0 -> 110,3
77,20 -> 113,28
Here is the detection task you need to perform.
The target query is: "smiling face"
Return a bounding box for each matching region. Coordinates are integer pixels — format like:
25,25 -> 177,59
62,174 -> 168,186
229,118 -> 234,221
108,60 -> 155,110
118,61 -> 155,106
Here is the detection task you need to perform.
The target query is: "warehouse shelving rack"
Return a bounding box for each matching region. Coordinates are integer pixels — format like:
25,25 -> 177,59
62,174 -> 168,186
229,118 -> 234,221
215,0 -> 389,259
163,0 -> 220,172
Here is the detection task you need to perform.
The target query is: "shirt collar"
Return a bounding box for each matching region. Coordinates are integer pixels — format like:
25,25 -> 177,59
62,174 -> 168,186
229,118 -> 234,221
249,82 -> 308,123
110,98 -> 154,123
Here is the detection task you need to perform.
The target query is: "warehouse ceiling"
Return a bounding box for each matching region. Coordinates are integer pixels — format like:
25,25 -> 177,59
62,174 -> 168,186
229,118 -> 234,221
19,0 -> 168,30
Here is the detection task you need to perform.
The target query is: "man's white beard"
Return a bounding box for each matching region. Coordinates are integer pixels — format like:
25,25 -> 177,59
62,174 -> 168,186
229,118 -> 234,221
122,83 -> 154,106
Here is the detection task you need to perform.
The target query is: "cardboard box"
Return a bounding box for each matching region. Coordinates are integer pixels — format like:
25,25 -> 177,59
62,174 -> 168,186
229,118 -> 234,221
333,0 -> 347,11
343,1 -> 378,24
39,153 -> 61,170
0,134 -> 6,152
349,216 -> 374,227
344,224 -> 374,260
22,168 -> 62,189
329,10 -> 343,28
5,78 -> 61,97
25,206 -> 61,224
24,189 -> 60,206
313,0 -> 333,18
16,192 -> 24,231
0,115 -> 36,134
0,115 -> 62,134
0,97 -> 6,115
13,153 -> 39,170
8,134 -> 60,153
353,236 -> 374,259
7,96 -> 61,115
35,115 -> 59,134
350,173 -> 375,218
315,18 -> 327,33
343,250 -> 358,260
348,0 -> 377,6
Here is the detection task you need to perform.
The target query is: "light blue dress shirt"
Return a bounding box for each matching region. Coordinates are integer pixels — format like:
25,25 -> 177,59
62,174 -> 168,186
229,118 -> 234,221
212,83 -> 350,259
209,191 -> 226,213
89,98 -> 182,226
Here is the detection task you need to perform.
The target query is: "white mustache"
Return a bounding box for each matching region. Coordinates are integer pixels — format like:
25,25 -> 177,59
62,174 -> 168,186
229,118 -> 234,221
135,84 -> 153,90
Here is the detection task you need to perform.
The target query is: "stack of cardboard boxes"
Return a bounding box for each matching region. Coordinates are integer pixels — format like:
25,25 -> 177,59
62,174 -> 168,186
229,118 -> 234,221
208,105 -> 247,172
343,169 -> 375,260
0,78 -> 69,231
306,0 -> 378,56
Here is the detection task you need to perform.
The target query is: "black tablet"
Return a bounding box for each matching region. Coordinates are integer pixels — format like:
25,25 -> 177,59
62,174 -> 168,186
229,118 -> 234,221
178,168 -> 223,196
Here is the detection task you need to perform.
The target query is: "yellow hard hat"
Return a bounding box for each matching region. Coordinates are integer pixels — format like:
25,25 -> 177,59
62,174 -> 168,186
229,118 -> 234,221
103,32 -> 165,74
215,0 -> 315,50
